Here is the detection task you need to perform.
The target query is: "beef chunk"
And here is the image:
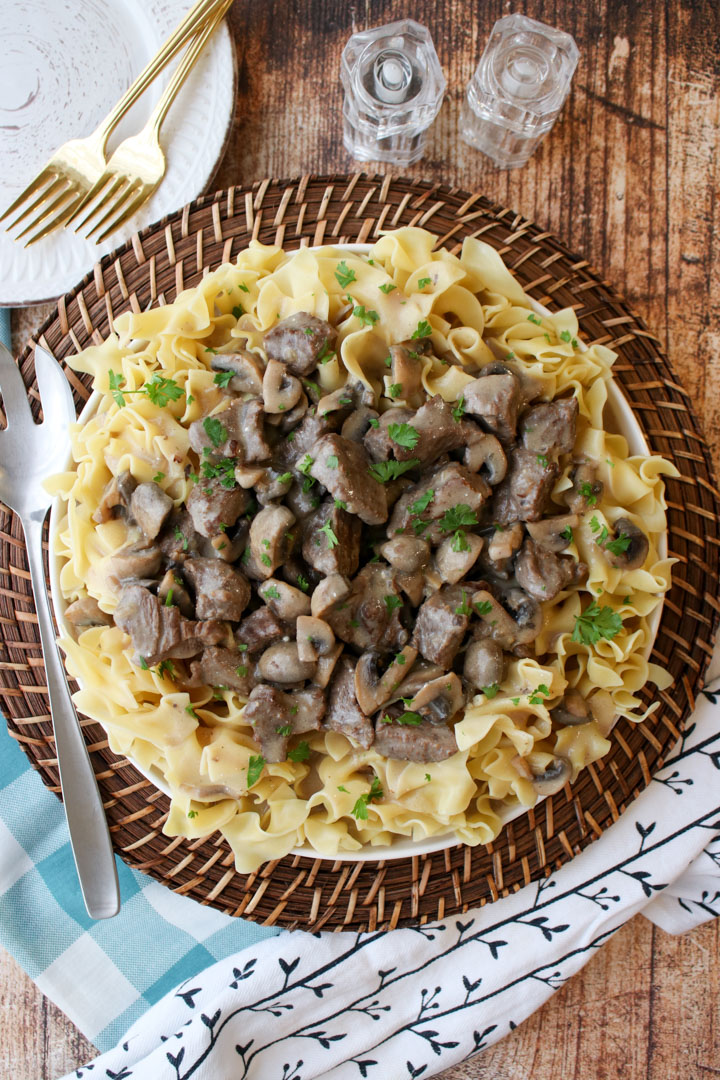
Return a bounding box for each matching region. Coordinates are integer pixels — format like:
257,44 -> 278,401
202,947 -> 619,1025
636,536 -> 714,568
363,407 -> 415,463
113,584 -> 225,665
186,479 -> 248,538
188,398 -> 270,462
412,586 -> 469,667
107,541 -> 163,581
388,463 -> 490,537
129,482 -> 173,540
273,412 -> 335,472
235,606 -> 285,653
302,500 -> 361,576
309,434 -> 388,525
396,395 -> 466,464
264,312 -> 338,377
243,684 -> 325,762
493,448 -> 558,524
323,656 -> 374,748
373,719 -> 458,762
515,538 -> 582,601
183,558 -> 251,621
326,564 -> 407,653
462,373 -> 519,443
520,396 -> 578,456
184,646 -> 256,693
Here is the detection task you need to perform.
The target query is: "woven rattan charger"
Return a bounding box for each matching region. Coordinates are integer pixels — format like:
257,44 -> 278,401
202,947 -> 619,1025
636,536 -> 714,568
2,174 -> 718,932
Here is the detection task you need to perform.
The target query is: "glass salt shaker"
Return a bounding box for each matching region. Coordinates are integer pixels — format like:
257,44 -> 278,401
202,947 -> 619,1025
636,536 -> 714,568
460,13 -> 579,169
340,19 -> 446,166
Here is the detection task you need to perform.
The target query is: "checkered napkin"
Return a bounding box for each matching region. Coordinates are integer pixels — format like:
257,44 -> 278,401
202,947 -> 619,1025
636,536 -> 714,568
0,652 -> 716,1080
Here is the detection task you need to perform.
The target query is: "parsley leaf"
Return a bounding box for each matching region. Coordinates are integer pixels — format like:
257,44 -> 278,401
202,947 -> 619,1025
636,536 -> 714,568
395,711 -> 423,725
368,459 -> 420,483
203,416 -> 228,448
214,370 -> 234,388
368,417 -> 380,428
378,282 -> 397,293
325,454 -> 339,469
317,339 -> 335,365
320,521 -> 338,548
298,454 -> 314,475
536,453 -> 549,468
351,776 -> 384,820
579,481 -> 598,506
276,724 -> 292,736
351,304 -> 380,327
297,573 -> 310,592
108,369 -> 126,407
388,422 -> 419,449
440,504 -> 478,531
187,809 -> 198,819
411,319 -> 432,339
572,602 -> 623,646
388,383 -> 403,398
152,471 -> 165,483
143,374 -> 184,407
451,530 -> 470,552
527,313 -> 542,326
264,585 -> 281,600
410,489 -> 434,515
384,594 -> 402,614
455,590 -> 472,616
173,525 -> 189,552
335,260 -> 356,288
238,283 -> 250,293
247,755 -> 265,787
452,395 -> 465,422
473,600 -> 493,616
417,276 -> 432,289
287,741 -> 311,762
482,683 -> 500,698
604,532 -> 632,556
561,525 -> 574,544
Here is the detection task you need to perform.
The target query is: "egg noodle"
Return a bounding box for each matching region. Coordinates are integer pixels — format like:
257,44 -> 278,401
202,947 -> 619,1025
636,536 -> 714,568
49,228 -> 677,872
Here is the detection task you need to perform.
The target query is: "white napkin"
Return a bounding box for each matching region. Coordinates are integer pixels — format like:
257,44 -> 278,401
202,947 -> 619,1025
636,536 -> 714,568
62,671 -> 720,1080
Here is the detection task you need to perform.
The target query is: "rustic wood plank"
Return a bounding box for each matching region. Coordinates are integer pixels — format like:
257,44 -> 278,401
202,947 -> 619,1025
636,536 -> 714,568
2,0 -> 720,1077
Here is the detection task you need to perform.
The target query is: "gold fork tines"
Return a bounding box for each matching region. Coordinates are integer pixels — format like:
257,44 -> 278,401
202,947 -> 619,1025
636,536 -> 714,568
74,1 -> 232,244
1,0 -> 229,246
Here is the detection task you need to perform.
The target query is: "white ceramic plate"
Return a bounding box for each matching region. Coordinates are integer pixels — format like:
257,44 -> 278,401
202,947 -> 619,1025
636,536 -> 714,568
49,249 -> 666,863
0,0 -> 235,307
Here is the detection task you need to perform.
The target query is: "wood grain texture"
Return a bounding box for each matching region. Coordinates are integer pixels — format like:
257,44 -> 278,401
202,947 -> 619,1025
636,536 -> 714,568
2,0 -> 720,1076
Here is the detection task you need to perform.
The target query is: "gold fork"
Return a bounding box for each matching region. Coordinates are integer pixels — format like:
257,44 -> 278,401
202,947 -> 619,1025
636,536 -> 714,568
73,0 -> 233,243
1,0 -> 230,246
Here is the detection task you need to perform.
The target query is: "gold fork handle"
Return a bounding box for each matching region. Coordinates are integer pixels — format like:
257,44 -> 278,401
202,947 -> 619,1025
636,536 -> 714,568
91,0 -> 232,150
148,0 -> 234,136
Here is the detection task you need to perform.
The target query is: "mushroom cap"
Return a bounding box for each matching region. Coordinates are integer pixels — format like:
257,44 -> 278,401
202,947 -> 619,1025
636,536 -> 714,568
531,755 -> 572,795
550,687 -> 591,726
257,641 -> 316,685
262,358 -> 303,413
380,536 -> 431,573
463,430 -> 507,485
296,615 -> 335,661
604,517 -> 649,570
463,638 -> 505,691
526,513 -> 579,553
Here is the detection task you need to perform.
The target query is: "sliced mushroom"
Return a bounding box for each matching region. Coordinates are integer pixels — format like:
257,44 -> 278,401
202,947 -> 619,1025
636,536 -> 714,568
486,522 -> 524,572
257,641 -> 316,685
210,350 -> 264,395
254,467 -> 295,506
471,588 -> 541,650
435,533 -> 484,584
64,596 -> 114,632
107,541 -> 163,582
566,462 -> 603,513
409,672 -> 464,722
235,464 -> 267,489
313,642 -> 344,689
249,504 -> 296,579
396,569 -> 425,607
354,646 -> 418,715
463,429 -> 507,485
260,578 -> 311,620
390,661 -> 445,703
551,688 -> 591,726
310,573 -> 351,618
262,358 -> 303,414
515,538 -> 577,602
157,569 -> 194,618
92,471 -> 137,524
389,344 -> 425,408
602,517 -> 649,570
463,638 -> 505,691
526,513 -> 579,553
296,615 -> 335,662
380,536 -> 431,573
129,482 -> 174,540
279,392 -> 309,431
531,756 -> 572,796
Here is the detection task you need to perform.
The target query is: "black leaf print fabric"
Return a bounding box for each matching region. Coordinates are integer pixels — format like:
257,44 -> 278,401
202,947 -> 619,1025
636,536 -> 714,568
63,677 -> 720,1080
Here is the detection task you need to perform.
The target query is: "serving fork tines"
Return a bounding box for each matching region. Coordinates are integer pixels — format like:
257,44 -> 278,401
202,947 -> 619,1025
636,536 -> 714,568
0,342 -> 120,918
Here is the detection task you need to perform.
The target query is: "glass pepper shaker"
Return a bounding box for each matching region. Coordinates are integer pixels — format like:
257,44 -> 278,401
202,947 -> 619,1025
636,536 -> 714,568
460,13 -> 579,169
340,19 -> 446,166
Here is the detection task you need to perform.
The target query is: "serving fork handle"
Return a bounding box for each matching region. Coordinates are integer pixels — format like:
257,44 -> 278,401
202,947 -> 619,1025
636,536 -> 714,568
21,511 -> 120,920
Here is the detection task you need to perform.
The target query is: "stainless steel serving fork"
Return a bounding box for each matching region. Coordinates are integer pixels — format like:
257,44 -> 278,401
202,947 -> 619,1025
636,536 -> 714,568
0,343 -> 119,919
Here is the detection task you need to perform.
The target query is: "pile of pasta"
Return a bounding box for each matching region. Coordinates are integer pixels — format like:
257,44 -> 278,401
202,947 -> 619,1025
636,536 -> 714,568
50,227 -> 677,871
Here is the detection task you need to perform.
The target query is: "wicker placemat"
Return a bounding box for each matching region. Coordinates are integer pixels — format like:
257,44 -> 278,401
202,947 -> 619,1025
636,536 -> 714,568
2,174 -> 718,931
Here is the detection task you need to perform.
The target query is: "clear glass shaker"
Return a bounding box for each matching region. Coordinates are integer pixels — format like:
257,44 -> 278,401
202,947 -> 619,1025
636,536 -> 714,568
460,14 -> 579,169
340,19 -> 446,166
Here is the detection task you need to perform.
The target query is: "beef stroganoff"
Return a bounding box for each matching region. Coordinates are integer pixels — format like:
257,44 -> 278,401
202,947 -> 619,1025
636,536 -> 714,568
49,228 -> 676,871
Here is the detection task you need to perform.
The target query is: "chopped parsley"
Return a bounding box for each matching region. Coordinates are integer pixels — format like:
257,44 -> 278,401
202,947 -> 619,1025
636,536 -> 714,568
297,573 -> 310,592
298,454 -> 314,475
425,773 -> 431,782
317,339 -> 335,365
410,489 -> 434,515
203,416 -> 228,448
351,776 -> 383,820
378,282 -> 397,293
452,395 -> 465,422
325,454 -> 339,469
236,665 -> 248,678
185,704 -> 198,718
604,532 -> 632,556
388,383 -> 403,398
393,652 -> 407,666
277,472 -> 293,485
320,521 -> 339,548
232,304 -> 244,319
213,370 -> 234,388
482,684 -> 500,699
247,755 -> 265,787
473,600 -> 493,616
335,260 -> 356,288
334,498 -> 347,511
238,283 -> 250,293
164,589 -> 174,607
276,724 -> 292,735
527,313 -> 542,326
572,602 -> 623,646
536,453 -> 549,468
384,594 -> 402,614
579,481 -> 598,506
529,684 -> 551,705
173,526 -> 189,552
155,659 -> 176,681
108,369 -> 184,408
152,471 -> 165,483
237,643 -> 248,652
440,504 -> 478,531
411,319 -> 433,339
264,586 -> 281,600
455,590 -> 472,616
561,525 -> 574,544
560,329 -> 579,348
368,417 -> 380,428
394,712 -> 423,725
287,741 -> 311,762
260,554 -> 272,567
388,422 -> 419,450
337,785 -> 349,793
351,304 -> 380,327
368,458 -> 420,483
201,454 -> 237,489
187,810 -> 198,819
451,530 -> 471,553
417,276 -> 432,289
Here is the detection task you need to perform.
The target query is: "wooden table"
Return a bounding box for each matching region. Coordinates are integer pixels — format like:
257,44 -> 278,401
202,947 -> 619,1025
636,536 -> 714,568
2,0 -> 719,1076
